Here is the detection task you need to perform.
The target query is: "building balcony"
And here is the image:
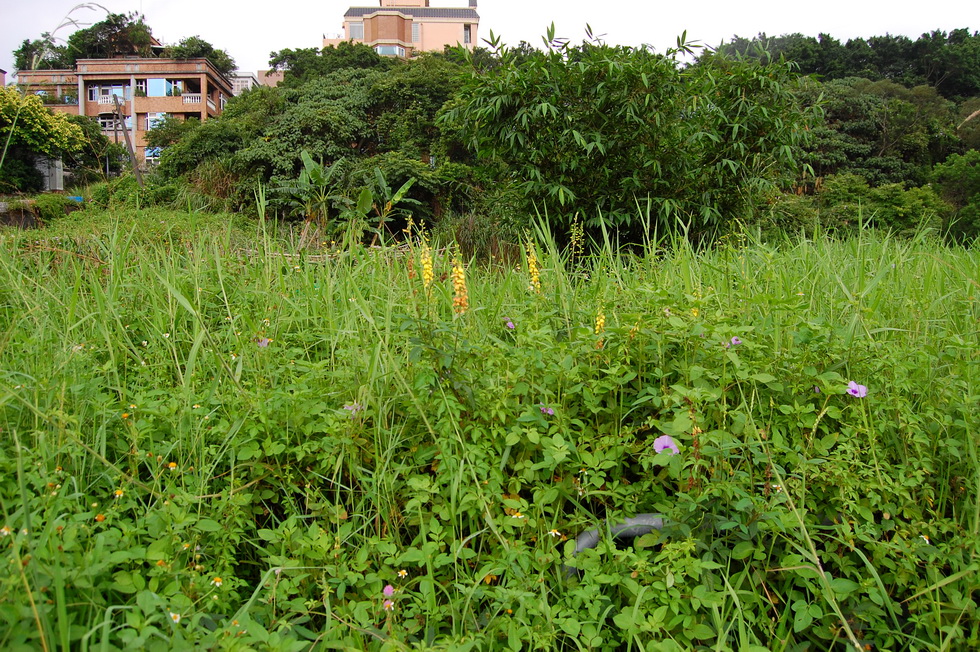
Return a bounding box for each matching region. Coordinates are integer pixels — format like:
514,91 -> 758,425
182,93 -> 202,104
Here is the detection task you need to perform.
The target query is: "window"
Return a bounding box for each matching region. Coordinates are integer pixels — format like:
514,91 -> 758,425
88,85 -> 99,101
147,112 -> 167,130
349,22 -> 364,40
97,113 -> 117,130
144,147 -> 162,159
147,78 -> 168,97
463,24 -> 472,44
375,45 -> 405,57
99,85 -> 129,102
135,79 -> 147,96
411,23 -> 420,43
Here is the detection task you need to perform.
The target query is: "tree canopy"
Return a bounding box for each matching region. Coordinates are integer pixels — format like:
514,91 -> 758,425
268,42 -> 394,88
713,29 -> 980,100
12,12 -> 234,76
165,36 -> 237,76
0,87 -> 86,192
443,31 -> 819,238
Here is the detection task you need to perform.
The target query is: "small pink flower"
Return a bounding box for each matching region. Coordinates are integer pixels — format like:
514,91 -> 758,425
653,435 -> 679,455
383,584 -> 395,597
846,381 -> 868,398
383,599 -> 394,611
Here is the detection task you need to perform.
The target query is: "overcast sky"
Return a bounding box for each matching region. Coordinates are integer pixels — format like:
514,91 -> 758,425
1,0 -> 973,79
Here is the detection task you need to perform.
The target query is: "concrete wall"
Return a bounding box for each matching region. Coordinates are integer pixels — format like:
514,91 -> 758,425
420,21 -> 475,50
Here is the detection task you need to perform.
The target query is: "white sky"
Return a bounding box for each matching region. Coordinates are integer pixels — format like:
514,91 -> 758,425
0,0 -> 973,79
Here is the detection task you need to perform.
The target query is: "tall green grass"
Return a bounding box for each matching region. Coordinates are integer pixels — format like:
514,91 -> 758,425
0,208 -> 977,650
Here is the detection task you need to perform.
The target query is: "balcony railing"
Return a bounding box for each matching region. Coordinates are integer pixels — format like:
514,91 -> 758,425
98,96 -> 119,105
207,98 -> 216,112
182,93 -> 202,104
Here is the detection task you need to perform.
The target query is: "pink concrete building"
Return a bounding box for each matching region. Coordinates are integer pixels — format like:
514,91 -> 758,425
324,0 -> 480,58
17,58 -> 233,162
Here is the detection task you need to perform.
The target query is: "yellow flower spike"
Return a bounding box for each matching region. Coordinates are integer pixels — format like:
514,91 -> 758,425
451,254 -> 469,314
420,240 -> 434,291
526,240 -> 541,294
594,305 -> 606,335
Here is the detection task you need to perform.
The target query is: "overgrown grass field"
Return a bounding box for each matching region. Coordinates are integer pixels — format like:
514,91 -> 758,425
0,208 -> 978,650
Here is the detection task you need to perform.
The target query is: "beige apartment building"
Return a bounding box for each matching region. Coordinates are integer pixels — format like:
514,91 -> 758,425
324,0 -> 480,58
17,58 -> 233,162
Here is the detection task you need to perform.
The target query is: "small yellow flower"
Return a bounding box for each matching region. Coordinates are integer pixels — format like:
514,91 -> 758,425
594,305 -> 606,335
95,513 -> 106,522
511,511 -> 525,520
121,413 -> 130,419
0,526 -> 11,537
167,462 -> 178,470
192,404 -> 200,409
211,577 -> 223,587
169,611 -> 181,624
690,308 -> 699,318
547,529 -> 561,537
397,569 -> 408,578
114,489 -> 124,499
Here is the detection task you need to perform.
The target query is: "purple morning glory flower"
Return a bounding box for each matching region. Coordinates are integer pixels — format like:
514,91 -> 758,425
506,320 -> 515,329
730,336 -> 742,346
343,402 -> 364,415
255,337 -> 270,348
539,404 -> 555,416
383,584 -> 395,597
846,381 -> 868,398
653,435 -> 679,455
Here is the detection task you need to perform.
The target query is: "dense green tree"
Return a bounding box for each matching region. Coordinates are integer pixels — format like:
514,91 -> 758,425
145,114 -> 201,149
62,114 -> 125,183
0,87 -> 85,192
956,98 -> 980,150
268,42 -> 393,88
63,13 -> 155,64
13,13 -> 236,78
164,35 -> 236,76
368,54 -> 464,156
797,78 -> 957,186
13,36 -> 72,71
444,30 -> 818,237
931,150 -> 980,238
715,29 -> 980,99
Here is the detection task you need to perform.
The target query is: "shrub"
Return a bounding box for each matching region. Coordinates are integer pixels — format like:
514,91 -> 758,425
443,31 -> 819,241
31,192 -> 73,223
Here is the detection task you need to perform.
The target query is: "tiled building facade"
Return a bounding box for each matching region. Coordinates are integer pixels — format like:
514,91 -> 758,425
324,0 -> 480,58
17,58 -> 233,162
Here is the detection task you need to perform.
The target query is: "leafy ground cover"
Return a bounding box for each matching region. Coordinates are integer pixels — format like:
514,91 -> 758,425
0,209 -> 978,650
